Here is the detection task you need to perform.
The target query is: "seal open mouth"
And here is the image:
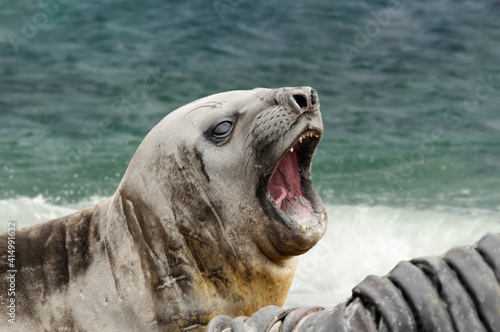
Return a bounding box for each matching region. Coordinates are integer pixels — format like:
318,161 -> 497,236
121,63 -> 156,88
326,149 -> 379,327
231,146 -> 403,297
264,131 -> 324,228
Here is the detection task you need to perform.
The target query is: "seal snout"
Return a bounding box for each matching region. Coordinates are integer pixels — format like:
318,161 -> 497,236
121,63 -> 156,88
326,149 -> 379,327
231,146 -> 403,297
291,94 -> 308,111
287,87 -> 320,114
310,89 -> 318,106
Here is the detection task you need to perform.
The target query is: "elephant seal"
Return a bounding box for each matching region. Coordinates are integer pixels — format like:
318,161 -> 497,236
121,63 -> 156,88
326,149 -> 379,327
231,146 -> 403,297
207,233 -> 500,332
0,86 -> 327,331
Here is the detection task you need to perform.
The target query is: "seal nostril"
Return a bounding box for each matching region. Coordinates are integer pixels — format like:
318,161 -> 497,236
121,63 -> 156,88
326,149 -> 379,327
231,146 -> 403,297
292,94 -> 308,111
311,89 -> 318,106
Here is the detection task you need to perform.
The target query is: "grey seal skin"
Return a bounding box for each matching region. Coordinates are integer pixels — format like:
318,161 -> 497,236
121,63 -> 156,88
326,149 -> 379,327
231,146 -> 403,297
0,87 -> 327,331
207,233 -> 500,332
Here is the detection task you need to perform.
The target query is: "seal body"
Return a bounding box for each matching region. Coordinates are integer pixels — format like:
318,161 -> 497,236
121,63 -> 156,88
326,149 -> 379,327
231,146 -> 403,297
207,233 -> 500,332
0,87 -> 327,331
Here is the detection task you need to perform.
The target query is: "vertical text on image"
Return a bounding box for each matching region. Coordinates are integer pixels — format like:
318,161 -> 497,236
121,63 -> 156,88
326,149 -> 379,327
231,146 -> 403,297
6,220 -> 17,324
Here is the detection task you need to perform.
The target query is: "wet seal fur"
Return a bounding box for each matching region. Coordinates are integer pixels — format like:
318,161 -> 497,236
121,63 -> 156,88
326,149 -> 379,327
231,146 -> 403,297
207,233 -> 500,332
0,87 -> 327,331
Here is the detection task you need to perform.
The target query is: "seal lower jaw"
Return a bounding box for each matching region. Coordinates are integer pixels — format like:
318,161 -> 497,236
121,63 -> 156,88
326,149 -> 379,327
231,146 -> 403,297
258,130 -> 327,255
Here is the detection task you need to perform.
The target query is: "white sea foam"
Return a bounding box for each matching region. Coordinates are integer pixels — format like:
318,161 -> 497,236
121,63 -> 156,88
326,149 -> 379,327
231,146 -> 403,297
286,204 -> 500,307
0,195 -> 105,233
1,197 -> 499,309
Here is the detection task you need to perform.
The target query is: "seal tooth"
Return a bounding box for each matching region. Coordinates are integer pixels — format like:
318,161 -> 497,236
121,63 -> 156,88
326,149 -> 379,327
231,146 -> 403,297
299,137 -> 302,144
290,147 -> 294,153
314,134 -> 319,138
321,214 -> 325,222
300,225 -> 306,233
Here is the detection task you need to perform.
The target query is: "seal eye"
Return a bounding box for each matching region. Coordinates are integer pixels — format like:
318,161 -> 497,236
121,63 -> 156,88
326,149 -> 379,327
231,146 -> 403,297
213,121 -> 233,139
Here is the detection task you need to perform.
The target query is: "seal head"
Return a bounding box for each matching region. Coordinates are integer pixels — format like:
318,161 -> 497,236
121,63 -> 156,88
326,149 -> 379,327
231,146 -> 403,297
252,87 -> 327,257
0,86 -> 327,331
113,85 -> 328,320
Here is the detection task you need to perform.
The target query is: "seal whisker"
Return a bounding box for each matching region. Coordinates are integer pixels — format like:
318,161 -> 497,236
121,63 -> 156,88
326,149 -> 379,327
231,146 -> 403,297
245,91 -> 267,103
185,101 -> 224,117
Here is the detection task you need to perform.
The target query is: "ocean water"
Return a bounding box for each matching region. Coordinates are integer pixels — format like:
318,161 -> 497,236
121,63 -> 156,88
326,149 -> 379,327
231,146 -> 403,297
1,0 -> 500,307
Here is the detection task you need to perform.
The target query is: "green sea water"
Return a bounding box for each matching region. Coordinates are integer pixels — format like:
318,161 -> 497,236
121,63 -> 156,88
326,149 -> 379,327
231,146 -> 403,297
2,0 -> 500,210
1,0 -> 500,305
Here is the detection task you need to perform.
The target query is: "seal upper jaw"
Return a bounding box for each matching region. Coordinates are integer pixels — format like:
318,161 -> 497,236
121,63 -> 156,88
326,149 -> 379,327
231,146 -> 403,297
257,128 -> 327,255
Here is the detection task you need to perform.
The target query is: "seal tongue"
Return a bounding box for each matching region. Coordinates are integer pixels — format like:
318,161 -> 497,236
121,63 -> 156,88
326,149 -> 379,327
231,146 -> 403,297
268,143 -> 313,223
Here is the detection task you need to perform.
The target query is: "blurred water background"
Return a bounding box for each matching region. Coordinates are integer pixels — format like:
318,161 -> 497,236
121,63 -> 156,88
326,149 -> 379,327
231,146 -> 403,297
1,0 -> 500,306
